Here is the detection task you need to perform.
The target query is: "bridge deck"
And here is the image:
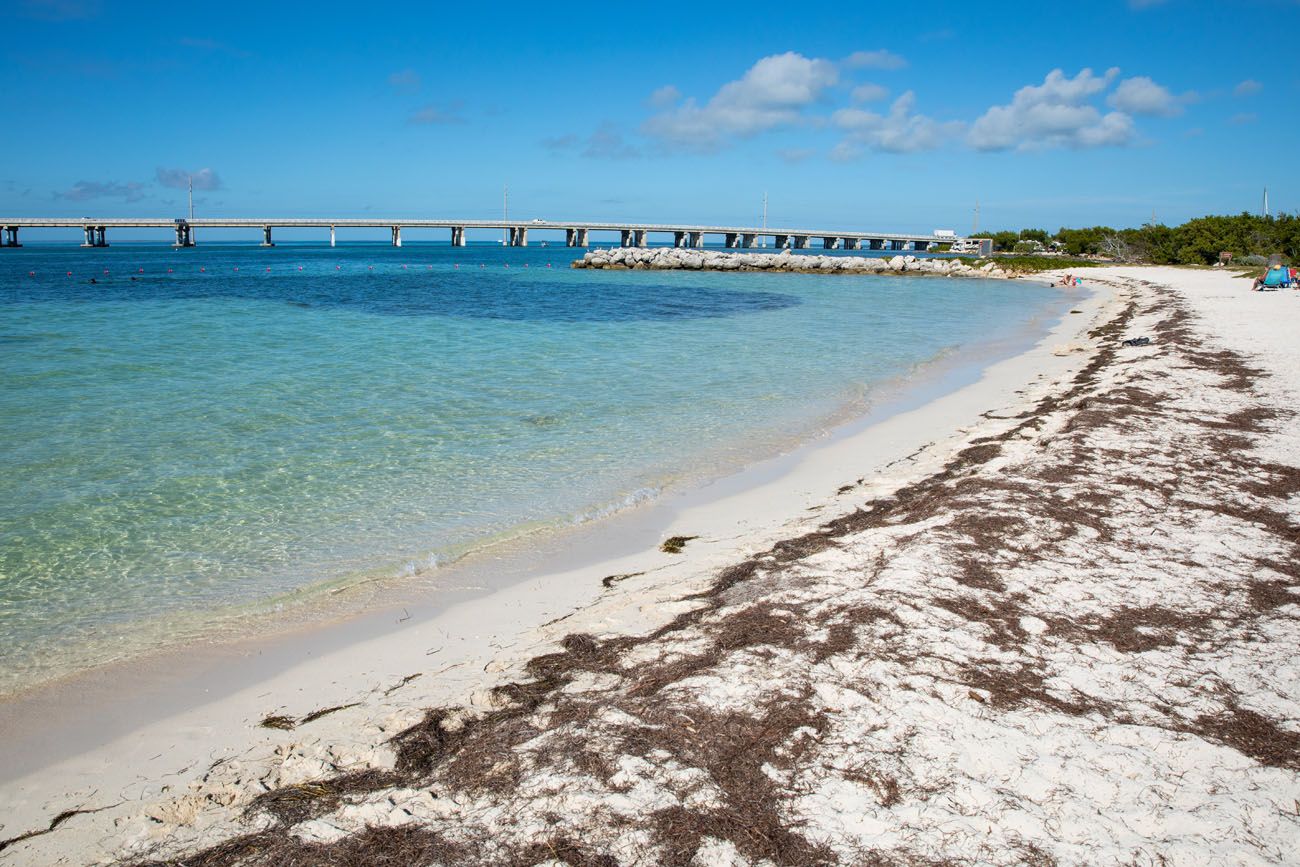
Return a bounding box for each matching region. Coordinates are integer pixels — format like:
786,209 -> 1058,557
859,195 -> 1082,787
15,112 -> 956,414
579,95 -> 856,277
0,218 -> 958,244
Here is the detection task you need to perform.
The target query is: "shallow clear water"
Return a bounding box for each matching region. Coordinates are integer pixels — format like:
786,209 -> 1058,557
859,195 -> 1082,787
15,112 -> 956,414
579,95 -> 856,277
0,242 -> 1063,692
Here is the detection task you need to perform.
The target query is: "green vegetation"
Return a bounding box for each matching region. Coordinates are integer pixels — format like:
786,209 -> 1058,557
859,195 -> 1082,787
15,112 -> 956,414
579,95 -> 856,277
957,255 -> 1099,273
985,213 -> 1299,265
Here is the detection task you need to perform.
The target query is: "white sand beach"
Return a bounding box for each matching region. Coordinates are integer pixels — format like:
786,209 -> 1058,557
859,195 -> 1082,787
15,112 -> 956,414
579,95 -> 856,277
2,266 -> 1297,865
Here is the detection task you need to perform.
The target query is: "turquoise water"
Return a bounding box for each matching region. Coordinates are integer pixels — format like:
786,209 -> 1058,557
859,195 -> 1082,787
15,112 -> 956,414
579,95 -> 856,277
0,243 -> 1063,693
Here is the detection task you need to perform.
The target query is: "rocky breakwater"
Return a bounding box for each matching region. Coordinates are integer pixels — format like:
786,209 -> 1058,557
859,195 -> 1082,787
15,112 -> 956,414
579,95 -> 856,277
572,247 -> 1009,278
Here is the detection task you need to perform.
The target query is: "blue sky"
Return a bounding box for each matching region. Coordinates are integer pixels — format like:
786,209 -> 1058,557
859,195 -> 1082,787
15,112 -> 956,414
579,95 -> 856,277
2,0 -> 1297,239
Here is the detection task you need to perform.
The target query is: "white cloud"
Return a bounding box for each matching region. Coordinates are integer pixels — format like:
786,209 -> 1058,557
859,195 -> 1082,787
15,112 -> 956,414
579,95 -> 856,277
642,52 -> 839,151
832,91 -> 961,154
156,167 -> 221,190
850,82 -> 889,103
843,49 -> 906,70
1234,79 -> 1262,97
968,67 -> 1134,151
1108,76 -> 1183,116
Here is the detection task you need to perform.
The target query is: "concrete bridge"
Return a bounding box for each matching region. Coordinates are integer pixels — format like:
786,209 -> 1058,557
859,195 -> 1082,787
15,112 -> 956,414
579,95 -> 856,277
0,218 -> 991,255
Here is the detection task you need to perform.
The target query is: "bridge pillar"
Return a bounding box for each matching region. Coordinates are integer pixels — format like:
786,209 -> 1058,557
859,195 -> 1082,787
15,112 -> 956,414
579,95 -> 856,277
821,237 -> 841,250
261,225 -> 274,247
392,226 -> 402,247
890,239 -> 905,251
844,238 -> 862,250
511,227 -> 528,247
774,234 -> 791,249
868,239 -> 884,251
576,228 -> 589,247
631,229 -> 646,247
673,231 -> 687,248
688,231 -> 704,248
724,233 -> 740,248
793,235 -> 809,249
452,226 -> 466,246
620,229 -> 633,247
330,225 -> 336,247
741,233 -> 757,248
1,226 -> 18,247
173,222 -> 195,248
566,228 -> 577,247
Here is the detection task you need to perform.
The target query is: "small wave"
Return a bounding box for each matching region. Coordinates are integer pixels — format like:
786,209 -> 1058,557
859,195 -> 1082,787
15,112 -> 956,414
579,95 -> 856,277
395,551 -> 444,579
569,486 -> 661,525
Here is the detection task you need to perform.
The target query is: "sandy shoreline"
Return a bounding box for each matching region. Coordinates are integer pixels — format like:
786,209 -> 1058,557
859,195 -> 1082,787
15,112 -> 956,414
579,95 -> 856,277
3,266 -> 1298,864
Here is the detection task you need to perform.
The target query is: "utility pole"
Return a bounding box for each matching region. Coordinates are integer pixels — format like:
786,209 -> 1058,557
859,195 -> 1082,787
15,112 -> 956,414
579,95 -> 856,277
503,184 -> 509,244
1263,187 -> 1269,218
761,191 -> 768,247
188,175 -> 194,222
973,200 -> 979,235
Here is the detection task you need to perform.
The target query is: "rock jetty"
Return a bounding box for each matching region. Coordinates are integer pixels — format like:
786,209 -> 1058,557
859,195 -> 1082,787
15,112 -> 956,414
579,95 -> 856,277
572,247 -> 1009,278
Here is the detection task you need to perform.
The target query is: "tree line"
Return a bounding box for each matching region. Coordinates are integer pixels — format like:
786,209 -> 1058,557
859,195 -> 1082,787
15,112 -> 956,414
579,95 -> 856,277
986,213 -> 1299,265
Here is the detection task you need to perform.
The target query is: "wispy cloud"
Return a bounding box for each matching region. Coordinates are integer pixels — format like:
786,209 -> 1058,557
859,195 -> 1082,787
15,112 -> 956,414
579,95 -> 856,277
642,51 -> 839,152
777,148 -> 814,164
646,85 -> 680,109
18,0 -> 99,20
156,167 -> 222,190
843,49 -> 907,70
408,103 -> 464,125
388,68 -> 421,91
1233,79 -> 1262,97
541,133 -> 580,152
56,179 -> 146,202
179,37 -> 250,58
583,122 -> 639,159
850,82 -> 889,103
542,125 -> 639,159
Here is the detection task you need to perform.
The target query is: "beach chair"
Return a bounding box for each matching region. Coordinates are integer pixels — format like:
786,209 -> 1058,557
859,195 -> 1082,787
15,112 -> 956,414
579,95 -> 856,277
1261,267 -> 1291,289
